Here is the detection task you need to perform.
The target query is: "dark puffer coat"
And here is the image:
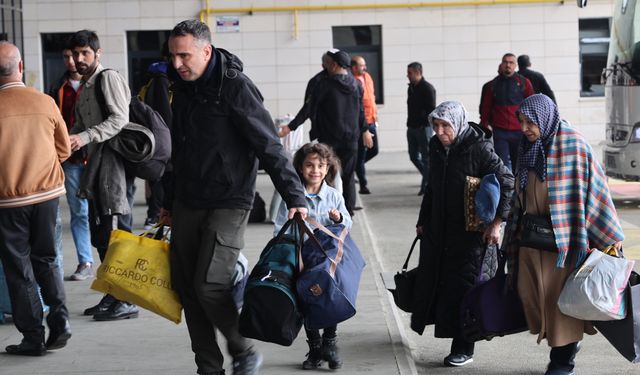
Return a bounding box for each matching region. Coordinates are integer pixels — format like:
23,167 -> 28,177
410,123 -> 514,337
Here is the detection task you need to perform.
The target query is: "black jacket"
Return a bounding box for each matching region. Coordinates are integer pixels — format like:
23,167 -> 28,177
407,78 -> 436,128
410,123 -> 514,336
165,48 -> 306,210
288,69 -> 327,131
518,67 -> 556,103
309,72 -> 366,149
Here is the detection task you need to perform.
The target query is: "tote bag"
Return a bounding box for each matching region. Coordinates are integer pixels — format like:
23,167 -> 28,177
91,228 -> 182,323
558,248 -> 635,321
594,271 -> 640,363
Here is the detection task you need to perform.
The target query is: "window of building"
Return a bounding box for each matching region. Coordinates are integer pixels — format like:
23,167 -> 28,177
579,18 -> 611,97
332,25 -> 383,104
127,30 -> 170,94
41,32 -> 73,93
1,0 -> 24,53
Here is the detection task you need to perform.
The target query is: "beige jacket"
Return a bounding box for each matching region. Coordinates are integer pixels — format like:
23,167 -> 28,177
72,64 -> 131,155
0,82 -> 70,208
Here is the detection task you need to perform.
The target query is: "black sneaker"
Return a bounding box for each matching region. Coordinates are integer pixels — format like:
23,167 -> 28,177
359,186 -> 371,194
444,353 -> 473,367
93,301 -> 139,321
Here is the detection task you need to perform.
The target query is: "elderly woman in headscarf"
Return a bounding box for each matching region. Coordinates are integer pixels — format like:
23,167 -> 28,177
410,101 -> 514,367
503,94 -> 624,375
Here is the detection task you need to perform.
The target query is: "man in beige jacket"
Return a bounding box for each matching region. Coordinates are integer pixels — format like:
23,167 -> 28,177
0,41 -> 71,356
67,29 -> 139,321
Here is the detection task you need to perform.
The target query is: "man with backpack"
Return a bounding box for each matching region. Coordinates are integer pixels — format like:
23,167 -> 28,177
479,53 -> 534,171
68,29 -> 140,321
160,20 -> 307,375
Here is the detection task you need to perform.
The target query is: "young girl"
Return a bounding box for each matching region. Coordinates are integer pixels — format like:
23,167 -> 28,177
273,142 -> 352,370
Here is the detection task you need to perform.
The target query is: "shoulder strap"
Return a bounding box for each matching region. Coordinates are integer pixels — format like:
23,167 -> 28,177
402,236 -> 420,272
93,68 -> 113,120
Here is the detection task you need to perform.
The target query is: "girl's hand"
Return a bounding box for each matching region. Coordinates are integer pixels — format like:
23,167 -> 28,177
329,208 -> 341,222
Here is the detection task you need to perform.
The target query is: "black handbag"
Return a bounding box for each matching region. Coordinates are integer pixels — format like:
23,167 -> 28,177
518,188 -> 557,252
594,271 -> 640,363
392,236 -> 420,313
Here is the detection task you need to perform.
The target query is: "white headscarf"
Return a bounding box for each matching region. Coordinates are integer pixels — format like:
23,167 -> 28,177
428,101 -> 470,145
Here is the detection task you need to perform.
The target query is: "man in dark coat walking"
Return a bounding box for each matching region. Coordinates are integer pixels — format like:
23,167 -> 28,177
517,54 -> 556,103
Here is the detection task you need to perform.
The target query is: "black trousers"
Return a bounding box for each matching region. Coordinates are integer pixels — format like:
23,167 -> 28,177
88,174 -> 135,261
0,198 -> 68,344
355,124 -> 379,188
332,144 -> 358,214
145,179 -> 164,221
170,200 -> 251,374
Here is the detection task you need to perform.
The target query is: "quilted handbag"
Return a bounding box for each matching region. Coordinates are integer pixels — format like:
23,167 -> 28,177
460,249 -> 528,342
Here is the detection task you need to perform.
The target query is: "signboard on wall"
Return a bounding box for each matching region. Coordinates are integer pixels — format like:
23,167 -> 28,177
216,16 -> 240,33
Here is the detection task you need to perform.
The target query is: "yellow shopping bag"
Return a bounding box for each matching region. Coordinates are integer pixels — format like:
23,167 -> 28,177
91,228 -> 182,323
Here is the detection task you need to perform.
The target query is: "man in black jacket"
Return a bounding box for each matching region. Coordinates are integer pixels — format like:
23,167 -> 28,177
517,54 -> 556,103
309,50 -> 372,214
282,52 -> 330,137
160,20 -> 307,375
406,62 -> 436,195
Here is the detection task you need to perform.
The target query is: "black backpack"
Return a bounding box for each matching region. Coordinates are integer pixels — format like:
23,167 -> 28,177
94,69 -> 171,181
248,192 -> 266,223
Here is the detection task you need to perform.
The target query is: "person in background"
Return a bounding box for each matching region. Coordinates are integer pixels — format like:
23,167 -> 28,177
517,55 -> 556,104
69,29 -> 139,321
479,53 -> 534,171
138,51 -> 172,231
48,46 -> 94,281
273,142 -> 352,371
351,55 -> 379,195
406,62 -> 436,195
503,94 -> 624,375
411,101 -> 514,367
0,41 -> 72,356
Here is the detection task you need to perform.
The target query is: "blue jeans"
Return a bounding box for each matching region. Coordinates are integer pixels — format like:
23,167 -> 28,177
62,162 -> 93,265
407,126 -> 432,191
356,123 -> 379,188
492,128 -> 522,172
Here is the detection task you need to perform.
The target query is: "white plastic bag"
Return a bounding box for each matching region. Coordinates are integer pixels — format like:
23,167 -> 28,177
558,249 -> 635,321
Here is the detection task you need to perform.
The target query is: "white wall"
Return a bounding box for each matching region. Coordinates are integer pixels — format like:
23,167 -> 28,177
23,0 -> 614,150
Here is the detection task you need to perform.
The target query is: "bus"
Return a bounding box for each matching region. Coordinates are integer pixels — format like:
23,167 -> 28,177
602,0 -> 640,180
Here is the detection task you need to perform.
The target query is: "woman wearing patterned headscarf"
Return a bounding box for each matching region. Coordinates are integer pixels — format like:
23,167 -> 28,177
410,101 -> 514,367
503,94 -> 624,375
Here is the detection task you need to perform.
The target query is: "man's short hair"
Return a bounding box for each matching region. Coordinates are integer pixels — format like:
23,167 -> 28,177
407,62 -> 422,74
0,41 -> 20,77
351,55 -> 363,67
517,54 -> 531,68
68,30 -> 100,53
502,53 -> 516,60
170,20 -> 212,46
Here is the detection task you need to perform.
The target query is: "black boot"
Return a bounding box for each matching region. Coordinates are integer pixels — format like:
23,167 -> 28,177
322,336 -> 343,370
546,342 -> 580,375
302,338 -> 323,370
